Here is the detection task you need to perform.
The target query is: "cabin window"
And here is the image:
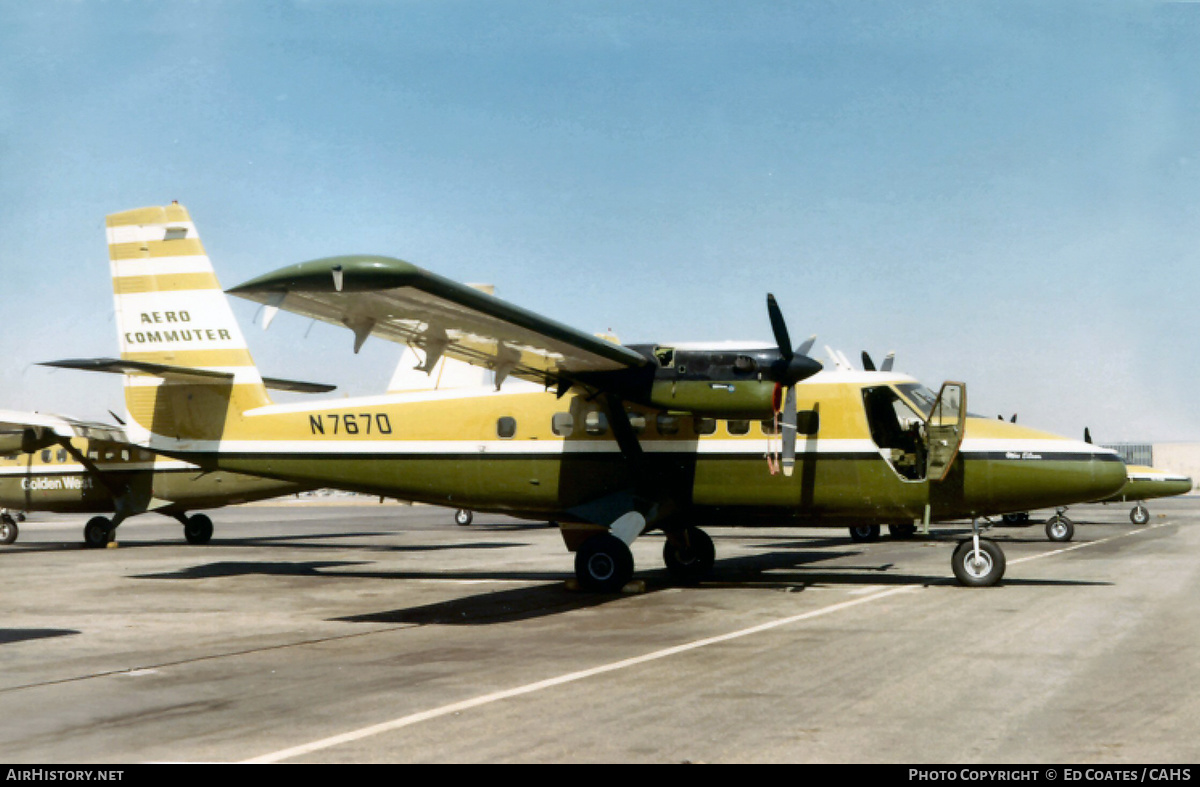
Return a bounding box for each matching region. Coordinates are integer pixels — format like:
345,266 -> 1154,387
56,449 -> 67,463
797,410 -> 820,436
585,411 -> 609,436
761,418 -> 778,435
625,411 -> 647,434
41,449 -> 51,463
656,415 -> 680,435
551,412 -> 574,436
694,417 -> 716,435
496,416 -> 517,439
727,420 -> 750,436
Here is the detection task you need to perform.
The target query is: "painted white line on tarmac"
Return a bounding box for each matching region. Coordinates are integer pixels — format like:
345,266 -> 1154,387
1006,521 -> 1166,566
243,584 -> 920,763
245,520 -> 1168,763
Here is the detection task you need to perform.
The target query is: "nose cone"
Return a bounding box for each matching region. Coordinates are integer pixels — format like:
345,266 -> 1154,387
963,419 -> 1128,514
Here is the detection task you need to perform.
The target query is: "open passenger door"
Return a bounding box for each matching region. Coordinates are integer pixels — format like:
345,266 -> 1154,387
925,382 -> 966,482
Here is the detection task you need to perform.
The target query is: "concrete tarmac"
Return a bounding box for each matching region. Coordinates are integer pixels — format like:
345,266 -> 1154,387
1,497 -> 1198,764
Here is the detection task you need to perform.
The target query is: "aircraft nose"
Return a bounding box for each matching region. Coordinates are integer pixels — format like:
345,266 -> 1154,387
979,435 -> 1128,514
1076,444 -> 1129,502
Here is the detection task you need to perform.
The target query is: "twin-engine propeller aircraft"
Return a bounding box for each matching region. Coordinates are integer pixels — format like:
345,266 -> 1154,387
50,203 -> 1127,589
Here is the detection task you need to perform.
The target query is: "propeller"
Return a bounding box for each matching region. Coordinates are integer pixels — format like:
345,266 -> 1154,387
862,350 -> 895,372
1084,427 -> 1092,444
766,294 -> 822,477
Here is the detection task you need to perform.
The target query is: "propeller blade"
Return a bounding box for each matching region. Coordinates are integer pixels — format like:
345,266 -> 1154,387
1084,427 -> 1092,444
1010,413 -> 1017,423
880,351 -> 894,372
861,351 -> 876,372
766,294 -> 792,361
796,334 -> 816,356
781,385 -> 797,477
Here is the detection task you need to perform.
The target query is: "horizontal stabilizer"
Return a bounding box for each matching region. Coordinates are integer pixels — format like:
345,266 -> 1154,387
39,358 -> 336,394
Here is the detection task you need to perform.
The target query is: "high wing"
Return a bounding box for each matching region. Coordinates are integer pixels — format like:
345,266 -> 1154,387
0,409 -> 128,454
226,255 -> 651,389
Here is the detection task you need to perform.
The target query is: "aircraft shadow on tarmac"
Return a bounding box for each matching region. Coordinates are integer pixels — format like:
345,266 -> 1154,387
328,544 -> 1110,627
0,629 -> 79,645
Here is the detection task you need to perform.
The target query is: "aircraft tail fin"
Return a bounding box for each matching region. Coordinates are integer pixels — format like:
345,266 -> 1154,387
106,203 -> 270,443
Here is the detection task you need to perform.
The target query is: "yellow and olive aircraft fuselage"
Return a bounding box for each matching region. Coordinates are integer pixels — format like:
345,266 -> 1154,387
0,437 -> 308,546
124,370 -> 1126,587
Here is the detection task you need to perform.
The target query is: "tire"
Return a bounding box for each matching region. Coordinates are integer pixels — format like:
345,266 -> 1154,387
663,526 -> 715,585
84,517 -> 113,548
184,513 -> 214,545
454,509 -> 473,527
952,538 -> 1006,587
1130,505 -> 1150,526
0,519 -> 17,545
575,533 -> 635,593
848,524 -> 881,543
1044,515 -> 1074,543
888,523 -> 917,539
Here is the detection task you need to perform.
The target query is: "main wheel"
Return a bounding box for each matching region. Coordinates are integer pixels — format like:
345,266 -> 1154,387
575,533 -> 635,593
888,523 -> 917,539
84,517 -> 114,548
848,524 -> 881,542
1130,504 -> 1150,525
951,538 -> 1006,587
454,509 -> 473,527
184,513 -> 214,545
0,518 -> 17,545
1044,514 -> 1074,543
663,526 -> 715,585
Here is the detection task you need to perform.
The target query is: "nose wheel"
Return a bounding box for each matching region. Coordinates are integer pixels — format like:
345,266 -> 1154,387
951,519 -> 1006,587
1130,503 -> 1150,525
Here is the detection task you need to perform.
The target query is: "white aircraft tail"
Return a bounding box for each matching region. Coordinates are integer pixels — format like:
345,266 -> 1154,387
107,203 -> 271,442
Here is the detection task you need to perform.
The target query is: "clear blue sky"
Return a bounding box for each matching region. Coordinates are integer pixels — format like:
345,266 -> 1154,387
2,0 -> 1198,443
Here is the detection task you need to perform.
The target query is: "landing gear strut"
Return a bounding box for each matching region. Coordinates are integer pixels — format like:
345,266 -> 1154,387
951,519 -> 1006,587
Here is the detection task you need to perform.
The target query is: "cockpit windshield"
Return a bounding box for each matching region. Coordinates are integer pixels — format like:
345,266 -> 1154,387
896,382 -> 981,420
895,383 -> 939,418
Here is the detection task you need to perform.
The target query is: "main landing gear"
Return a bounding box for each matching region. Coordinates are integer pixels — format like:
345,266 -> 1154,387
572,523 -> 717,592
82,512 -> 215,547
1130,503 -> 1150,526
